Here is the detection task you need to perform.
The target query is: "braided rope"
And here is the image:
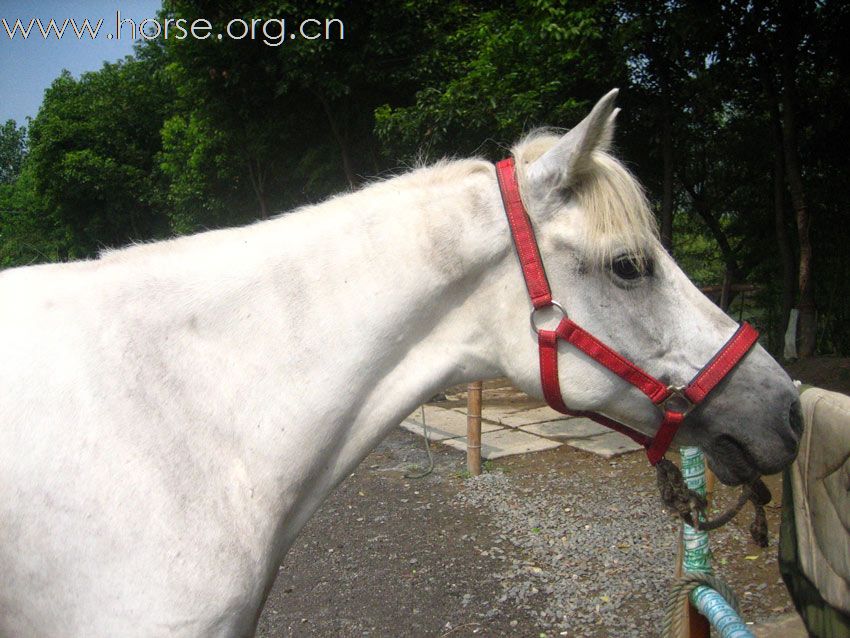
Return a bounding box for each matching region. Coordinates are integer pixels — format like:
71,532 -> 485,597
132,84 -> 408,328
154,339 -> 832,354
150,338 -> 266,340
661,572 -> 743,638
655,459 -> 770,547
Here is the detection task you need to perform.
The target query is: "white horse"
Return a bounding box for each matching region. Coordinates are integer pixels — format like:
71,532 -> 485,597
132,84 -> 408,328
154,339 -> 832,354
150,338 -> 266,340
0,91 -> 800,637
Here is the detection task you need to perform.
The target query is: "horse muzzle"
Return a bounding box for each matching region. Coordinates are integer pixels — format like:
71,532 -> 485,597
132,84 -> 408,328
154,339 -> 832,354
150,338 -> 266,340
702,391 -> 802,486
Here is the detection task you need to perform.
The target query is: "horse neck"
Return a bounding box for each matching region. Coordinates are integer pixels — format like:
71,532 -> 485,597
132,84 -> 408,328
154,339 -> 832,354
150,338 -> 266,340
158,160 -> 517,543
267,160 -> 514,434
223,162 -> 519,550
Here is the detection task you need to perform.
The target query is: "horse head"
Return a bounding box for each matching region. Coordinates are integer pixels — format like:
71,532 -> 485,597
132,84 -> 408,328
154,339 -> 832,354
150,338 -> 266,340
496,90 -> 801,485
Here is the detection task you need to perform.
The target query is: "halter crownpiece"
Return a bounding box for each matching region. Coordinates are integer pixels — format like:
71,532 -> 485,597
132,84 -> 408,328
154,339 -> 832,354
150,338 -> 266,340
495,157 -> 759,465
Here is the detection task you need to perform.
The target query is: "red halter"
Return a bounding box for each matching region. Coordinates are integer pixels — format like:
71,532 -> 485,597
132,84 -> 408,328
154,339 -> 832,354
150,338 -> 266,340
495,158 -> 759,465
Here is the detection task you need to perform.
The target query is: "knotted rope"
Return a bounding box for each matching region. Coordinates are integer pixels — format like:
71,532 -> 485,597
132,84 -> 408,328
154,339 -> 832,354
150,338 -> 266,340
661,571 -> 743,638
655,458 -> 771,547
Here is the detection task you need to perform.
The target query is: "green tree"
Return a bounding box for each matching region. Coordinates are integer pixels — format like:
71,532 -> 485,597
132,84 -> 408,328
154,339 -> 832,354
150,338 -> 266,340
0,120 -> 62,267
2,0 -> 847,355
375,0 -> 625,161
702,0 -> 850,355
0,162 -> 62,268
25,54 -> 175,259
0,120 -> 27,185
156,0 -> 445,230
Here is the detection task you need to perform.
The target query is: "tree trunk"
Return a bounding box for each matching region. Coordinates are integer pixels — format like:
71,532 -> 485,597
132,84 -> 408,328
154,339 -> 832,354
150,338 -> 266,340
684,186 -> 744,283
769,100 -> 797,340
247,158 -> 270,219
680,180 -> 746,310
720,268 -> 734,312
781,95 -> 815,357
779,5 -> 816,357
313,90 -> 357,189
660,100 -> 674,251
758,54 -> 798,346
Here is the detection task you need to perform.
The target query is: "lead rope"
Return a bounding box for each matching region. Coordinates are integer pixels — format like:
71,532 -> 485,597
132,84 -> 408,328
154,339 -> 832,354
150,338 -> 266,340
661,572 -> 743,638
655,459 -> 770,546
656,458 -> 768,638
405,405 -> 434,480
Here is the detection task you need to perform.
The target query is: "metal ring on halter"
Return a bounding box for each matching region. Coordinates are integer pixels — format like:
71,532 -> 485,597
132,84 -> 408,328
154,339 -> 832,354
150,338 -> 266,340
530,302 -> 567,334
661,385 -> 696,416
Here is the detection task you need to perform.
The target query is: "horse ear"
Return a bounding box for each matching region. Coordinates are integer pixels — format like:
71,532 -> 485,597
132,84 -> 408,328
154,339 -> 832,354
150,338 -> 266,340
598,107 -> 621,151
527,89 -> 619,190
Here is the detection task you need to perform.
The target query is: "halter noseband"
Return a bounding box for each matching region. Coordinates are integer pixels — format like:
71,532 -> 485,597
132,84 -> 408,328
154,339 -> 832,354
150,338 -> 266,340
495,158 -> 759,465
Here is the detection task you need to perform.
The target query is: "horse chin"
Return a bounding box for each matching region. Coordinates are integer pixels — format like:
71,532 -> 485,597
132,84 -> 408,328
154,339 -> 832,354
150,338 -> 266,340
703,435 -> 762,486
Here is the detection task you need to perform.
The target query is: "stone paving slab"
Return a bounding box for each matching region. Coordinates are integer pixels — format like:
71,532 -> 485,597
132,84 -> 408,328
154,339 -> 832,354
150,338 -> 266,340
404,405 -> 469,429
522,417 -> 613,440
523,418 -> 643,458
555,431 -> 643,458
500,406 -> 565,427
441,427 -> 561,459
448,406 -> 523,425
401,406 -> 502,441
401,404 -> 642,460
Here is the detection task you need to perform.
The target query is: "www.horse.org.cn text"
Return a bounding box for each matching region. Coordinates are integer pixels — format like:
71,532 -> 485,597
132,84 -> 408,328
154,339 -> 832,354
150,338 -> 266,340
1,12 -> 345,47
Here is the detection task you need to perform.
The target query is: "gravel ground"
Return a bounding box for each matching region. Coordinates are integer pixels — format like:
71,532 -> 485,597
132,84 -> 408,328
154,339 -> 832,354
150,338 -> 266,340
257,424 -> 794,637
454,468 -> 678,637
256,429 -> 531,637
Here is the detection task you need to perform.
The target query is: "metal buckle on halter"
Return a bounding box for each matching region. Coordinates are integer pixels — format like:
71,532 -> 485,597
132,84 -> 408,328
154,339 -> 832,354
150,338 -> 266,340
661,385 -> 696,416
529,302 -> 567,334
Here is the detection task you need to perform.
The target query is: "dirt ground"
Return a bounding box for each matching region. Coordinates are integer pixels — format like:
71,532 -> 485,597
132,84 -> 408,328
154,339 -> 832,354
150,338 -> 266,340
786,356 -> 850,395
256,358 -> 849,637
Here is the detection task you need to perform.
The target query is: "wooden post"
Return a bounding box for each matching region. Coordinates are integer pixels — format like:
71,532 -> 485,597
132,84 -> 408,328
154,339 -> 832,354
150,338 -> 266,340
686,461 -> 715,637
675,527 -> 687,637
686,603 -> 711,638
675,450 -> 713,638
705,467 -> 716,509
675,529 -> 710,638
466,381 -> 482,476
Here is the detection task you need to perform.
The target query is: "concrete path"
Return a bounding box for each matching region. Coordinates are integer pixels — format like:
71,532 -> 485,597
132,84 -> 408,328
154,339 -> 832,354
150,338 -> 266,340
400,403 -> 643,460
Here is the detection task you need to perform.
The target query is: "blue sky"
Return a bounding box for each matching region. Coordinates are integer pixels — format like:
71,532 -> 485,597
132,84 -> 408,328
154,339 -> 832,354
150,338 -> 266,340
0,0 -> 163,125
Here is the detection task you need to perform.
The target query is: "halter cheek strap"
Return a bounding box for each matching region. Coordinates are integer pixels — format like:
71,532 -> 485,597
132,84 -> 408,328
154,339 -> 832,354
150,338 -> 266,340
495,158 -> 759,465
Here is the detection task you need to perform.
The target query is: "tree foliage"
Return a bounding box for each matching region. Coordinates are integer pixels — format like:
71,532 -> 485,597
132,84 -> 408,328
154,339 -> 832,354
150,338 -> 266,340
1,0 -> 847,354
375,0 -> 626,160
0,120 -> 27,185
24,54 -> 175,258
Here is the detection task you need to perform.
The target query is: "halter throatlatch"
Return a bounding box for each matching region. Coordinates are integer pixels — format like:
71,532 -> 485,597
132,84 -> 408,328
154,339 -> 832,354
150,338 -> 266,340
495,157 -> 760,465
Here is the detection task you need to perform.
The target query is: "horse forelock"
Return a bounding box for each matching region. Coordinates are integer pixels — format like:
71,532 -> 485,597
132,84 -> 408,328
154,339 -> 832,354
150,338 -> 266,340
512,130 -> 659,269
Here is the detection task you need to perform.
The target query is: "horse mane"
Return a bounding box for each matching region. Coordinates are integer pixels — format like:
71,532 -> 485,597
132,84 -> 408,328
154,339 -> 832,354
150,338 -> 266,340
96,133 -> 656,271
512,130 -> 659,268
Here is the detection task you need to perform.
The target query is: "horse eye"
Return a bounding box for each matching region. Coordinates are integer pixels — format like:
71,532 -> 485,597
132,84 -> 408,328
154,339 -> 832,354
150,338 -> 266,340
612,255 -> 651,280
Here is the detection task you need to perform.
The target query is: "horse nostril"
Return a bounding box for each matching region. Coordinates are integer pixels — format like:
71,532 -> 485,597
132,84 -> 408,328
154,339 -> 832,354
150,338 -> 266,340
789,399 -> 804,439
